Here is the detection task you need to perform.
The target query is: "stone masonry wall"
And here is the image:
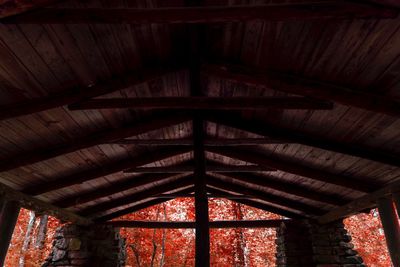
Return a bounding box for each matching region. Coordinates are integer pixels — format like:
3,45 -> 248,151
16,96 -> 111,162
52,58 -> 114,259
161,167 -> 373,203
42,224 -> 126,267
276,219 -> 365,267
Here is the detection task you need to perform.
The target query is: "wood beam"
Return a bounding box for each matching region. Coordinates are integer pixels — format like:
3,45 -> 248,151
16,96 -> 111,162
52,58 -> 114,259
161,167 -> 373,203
24,146 -> 192,196
155,193 -> 253,199
218,172 -> 348,206
392,192 -> 400,219
0,183 -> 91,226
377,197 -> 400,267
317,178 -> 400,224
111,137 -> 288,145
95,186 -> 195,222
124,160 -> 275,173
207,146 -> 376,193
0,199 -> 20,267
207,176 -> 325,216
79,176 -> 193,217
0,0 -> 58,19
0,67 -> 179,121
206,186 -> 305,219
204,63 -> 400,118
105,219 -> 286,228
3,3 -> 397,24
55,173 -> 190,208
193,117 -> 210,267
68,97 -> 333,110
0,113 -> 190,173
206,112 -> 400,168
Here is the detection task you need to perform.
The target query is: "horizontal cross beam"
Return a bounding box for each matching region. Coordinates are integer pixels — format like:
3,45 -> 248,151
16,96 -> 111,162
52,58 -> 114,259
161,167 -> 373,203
68,97 -> 333,110
3,3 -> 396,24
105,219 -> 287,228
110,137 -> 288,146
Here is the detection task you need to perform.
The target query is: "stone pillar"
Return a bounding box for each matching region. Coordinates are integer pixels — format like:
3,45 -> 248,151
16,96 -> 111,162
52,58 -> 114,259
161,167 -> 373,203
276,219 -> 365,267
42,224 -> 126,267
276,220 -> 314,267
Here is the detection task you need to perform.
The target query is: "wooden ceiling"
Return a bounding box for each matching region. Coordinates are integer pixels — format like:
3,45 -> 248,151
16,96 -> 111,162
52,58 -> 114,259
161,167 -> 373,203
0,0 -> 399,225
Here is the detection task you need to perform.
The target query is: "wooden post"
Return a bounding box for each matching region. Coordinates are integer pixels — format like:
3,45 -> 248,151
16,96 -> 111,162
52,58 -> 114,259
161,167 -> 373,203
193,117 -> 210,266
377,197 -> 400,267
0,199 -> 20,266
392,192 -> 400,218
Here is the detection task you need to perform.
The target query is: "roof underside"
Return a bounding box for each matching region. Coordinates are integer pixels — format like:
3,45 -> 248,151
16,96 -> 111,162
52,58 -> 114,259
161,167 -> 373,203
0,0 -> 399,222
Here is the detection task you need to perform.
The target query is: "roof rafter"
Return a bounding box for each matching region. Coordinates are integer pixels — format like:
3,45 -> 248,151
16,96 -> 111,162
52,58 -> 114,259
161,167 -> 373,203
0,112 -> 190,173
206,186 -> 305,219
3,3 -> 396,24
318,177 -> 400,224
205,112 -> 400,168
95,186 -> 195,222
0,67 -> 180,121
80,176 -> 194,217
0,0 -> 59,19
207,176 -> 326,216
24,146 -> 192,195
215,172 -> 348,206
55,173 -> 190,208
206,146 -> 377,193
204,63 -> 400,118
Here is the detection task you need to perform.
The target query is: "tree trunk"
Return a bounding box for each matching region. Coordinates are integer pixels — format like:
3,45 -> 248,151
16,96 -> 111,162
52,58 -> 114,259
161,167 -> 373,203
160,203 -> 167,267
19,211 -> 36,267
35,215 -> 48,249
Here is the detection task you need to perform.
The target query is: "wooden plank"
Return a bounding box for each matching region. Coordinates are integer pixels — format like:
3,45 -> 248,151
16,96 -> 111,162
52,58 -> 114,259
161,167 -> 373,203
206,186 -> 305,219
24,146 -> 192,196
3,3 -> 397,24
206,112 -> 400,168
0,183 -> 91,225
105,219 -> 287,228
68,97 -> 333,110
0,67 -> 179,121
55,173 -> 190,208
112,137 -> 288,145
204,63 -> 400,117
207,176 -> 325,216
95,186 -> 195,222
318,179 -> 400,224
206,146 -> 376,193
220,172 -> 348,206
79,176 -> 194,217
0,113 -> 190,172
377,198 -> 400,267
0,200 -> 20,267
156,193 -> 253,199
124,160 -> 275,173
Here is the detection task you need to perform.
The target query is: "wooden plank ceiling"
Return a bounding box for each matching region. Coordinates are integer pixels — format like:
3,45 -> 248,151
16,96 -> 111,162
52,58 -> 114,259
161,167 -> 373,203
0,0 -> 399,223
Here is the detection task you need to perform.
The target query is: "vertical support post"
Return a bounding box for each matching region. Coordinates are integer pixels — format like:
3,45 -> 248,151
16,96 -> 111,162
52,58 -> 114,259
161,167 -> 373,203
193,117 -> 210,266
377,197 -> 400,267
392,192 -> 400,218
0,198 -> 20,266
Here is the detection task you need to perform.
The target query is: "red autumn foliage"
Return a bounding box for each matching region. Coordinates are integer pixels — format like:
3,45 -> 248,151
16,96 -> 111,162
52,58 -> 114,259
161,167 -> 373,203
5,204 -> 392,267
344,209 -> 391,267
5,208 -> 62,267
